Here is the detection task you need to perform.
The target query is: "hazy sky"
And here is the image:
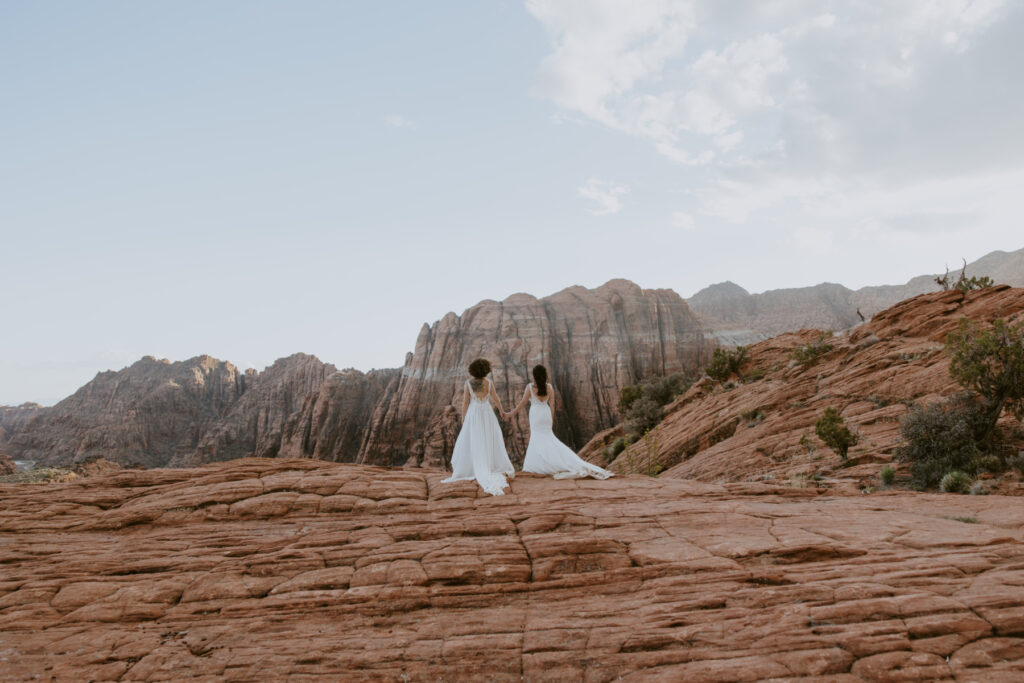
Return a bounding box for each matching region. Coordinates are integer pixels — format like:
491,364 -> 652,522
3,0 -> 1023,405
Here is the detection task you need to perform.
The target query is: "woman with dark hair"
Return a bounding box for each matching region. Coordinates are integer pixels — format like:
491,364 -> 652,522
441,357 -> 516,495
506,364 -> 613,480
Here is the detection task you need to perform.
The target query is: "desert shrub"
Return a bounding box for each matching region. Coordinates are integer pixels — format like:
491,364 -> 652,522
604,436 -> 627,461
896,393 -> 985,489
879,465 -> 896,486
946,316 -> 1024,449
618,430 -> 662,477
740,408 -> 765,426
935,260 -> 995,292
1010,452 -> 1024,473
975,455 -> 1003,473
969,481 -> 990,496
815,407 -> 858,460
790,332 -> 834,367
706,346 -> 748,381
625,397 -> 664,436
940,470 -> 972,494
618,373 -> 689,437
743,367 -> 766,382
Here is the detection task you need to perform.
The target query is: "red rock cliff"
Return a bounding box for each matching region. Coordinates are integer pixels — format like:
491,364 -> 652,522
358,279 -> 711,468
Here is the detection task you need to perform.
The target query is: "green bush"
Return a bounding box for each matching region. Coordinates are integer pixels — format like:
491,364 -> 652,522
790,332 -> 834,367
618,373 -> 689,437
604,436 -> 627,461
947,316 -> 1024,449
815,407 -> 858,460
940,470 -> 972,494
1010,452 -> 1024,473
706,347 -> 748,381
969,481 -> 990,496
975,455 -> 1003,473
879,465 -> 896,486
896,393 -> 985,489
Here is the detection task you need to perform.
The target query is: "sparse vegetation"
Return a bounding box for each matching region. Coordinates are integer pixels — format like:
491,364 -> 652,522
1010,452 -> 1024,473
815,407 -> 858,460
969,481 -> 990,496
789,332 -> 834,367
604,436 -> 627,461
879,465 -> 896,487
946,316 -> 1024,449
706,347 -> 748,381
940,470 -> 973,494
0,467 -> 79,484
896,393 -> 985,489
618,373 -> 689,437
950,515 -> 979,523
935,259 -> 996,292
740,408 -> 765,426
618,429 -> 662,477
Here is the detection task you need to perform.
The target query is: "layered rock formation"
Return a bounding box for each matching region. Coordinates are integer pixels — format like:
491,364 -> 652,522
584,285 -> 1024,488
0,402 -> 48,447
2,458 -> 1024,680
7,356 -> 247,469
689,246 -> 1024,342
185,357 -> 398,466
358,279 -> 710,468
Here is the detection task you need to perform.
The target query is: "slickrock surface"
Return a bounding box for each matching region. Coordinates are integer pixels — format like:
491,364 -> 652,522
587,286 -> 1024,488
361,279 -> 710,469
2,458 -> 1024,681
688,246 -> 1024,341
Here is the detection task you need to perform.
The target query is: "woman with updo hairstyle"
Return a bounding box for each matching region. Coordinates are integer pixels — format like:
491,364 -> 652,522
505,364 -> 613,480
441,357 -> 516,495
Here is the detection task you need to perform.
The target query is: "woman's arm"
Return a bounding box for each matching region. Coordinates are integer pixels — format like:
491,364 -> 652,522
505,387 -> 530,419
488,379 -> 507,416
548,383 -> 556,421
461,384 -> 471,419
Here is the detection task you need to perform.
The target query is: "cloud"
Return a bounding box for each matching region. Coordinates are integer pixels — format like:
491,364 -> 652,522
529,0 -> 1024,248
578,179 -> 630,216
384,114 -> 416,128
671,211 -> 695,230
528,0 -> 1013,169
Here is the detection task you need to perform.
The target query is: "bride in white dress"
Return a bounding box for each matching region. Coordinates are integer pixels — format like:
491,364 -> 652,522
441,358 -> 516,496
507,364 -> 613,480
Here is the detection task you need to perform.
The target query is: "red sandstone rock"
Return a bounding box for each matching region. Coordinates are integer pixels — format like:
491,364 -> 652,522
582,286 -> 1024,488
0,451 -> 15,475
360,279 -> 711,468
1,458 -> 1024,680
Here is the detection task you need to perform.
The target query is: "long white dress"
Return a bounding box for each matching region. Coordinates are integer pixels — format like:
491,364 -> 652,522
523,383 -> 614,480
441,378 -> 515,496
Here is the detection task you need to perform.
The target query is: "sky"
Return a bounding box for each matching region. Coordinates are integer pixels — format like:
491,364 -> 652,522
2,0 -> 1023,405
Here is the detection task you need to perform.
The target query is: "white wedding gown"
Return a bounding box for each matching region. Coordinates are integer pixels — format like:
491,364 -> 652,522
523,384 -> 614,480
442,378 -> 515,496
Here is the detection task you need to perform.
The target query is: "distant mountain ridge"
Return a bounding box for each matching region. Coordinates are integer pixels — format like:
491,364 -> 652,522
687,247 -> 1024,344
4,246 -> 1023,468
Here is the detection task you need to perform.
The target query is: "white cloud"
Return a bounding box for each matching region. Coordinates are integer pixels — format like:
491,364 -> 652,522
384,114 -> 416,128
578,179 -> 630,216
671,211 -> 695,230
529,0 -> 1024,255
528,0 -> 1013,169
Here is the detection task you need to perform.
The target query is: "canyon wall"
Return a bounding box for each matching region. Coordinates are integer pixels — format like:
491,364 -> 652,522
358,279 -> 711,468
7,356 -> 247,468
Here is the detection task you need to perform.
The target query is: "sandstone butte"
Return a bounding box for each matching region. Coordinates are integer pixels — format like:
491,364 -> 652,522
2,456 -> 1024,682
